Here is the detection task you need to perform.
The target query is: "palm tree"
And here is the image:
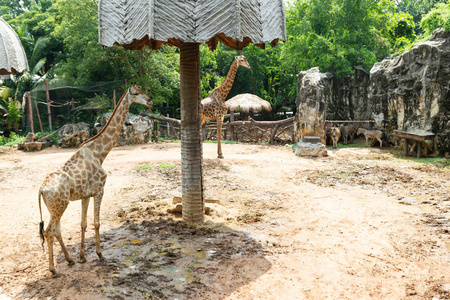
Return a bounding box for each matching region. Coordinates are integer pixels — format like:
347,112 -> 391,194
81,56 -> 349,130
98,1 -> 286,225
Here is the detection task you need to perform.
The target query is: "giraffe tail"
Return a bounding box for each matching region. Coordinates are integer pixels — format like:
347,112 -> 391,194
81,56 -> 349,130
38,190 -> 45,251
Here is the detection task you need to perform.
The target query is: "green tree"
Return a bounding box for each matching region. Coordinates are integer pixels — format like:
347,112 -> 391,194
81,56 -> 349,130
51,0 -> 181,117
0,98 -> 23,133
282,0 -> 399,78
396,0 -> 446,34
420,2 -> 450,36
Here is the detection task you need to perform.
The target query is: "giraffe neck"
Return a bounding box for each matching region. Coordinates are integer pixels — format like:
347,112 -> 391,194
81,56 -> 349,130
82,91 -> 132,164
211,60 -> 239,101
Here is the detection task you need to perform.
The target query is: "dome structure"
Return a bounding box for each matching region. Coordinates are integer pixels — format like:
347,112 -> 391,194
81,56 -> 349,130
98,0 -> 286,50
0,18 -> 29,75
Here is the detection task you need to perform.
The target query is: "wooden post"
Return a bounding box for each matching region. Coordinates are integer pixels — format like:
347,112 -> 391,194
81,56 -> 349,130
230,110 -> 235,140
45,80 -> 52,131
404,139 -> 409,156
27,92 -> 34,133
417,142 -> 422,158
34,98 -> 43,132
113,90 -> 116,108
71,99 -> 75,123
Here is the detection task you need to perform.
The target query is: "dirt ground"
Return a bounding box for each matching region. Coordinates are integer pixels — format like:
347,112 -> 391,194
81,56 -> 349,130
0,140 -> 449,299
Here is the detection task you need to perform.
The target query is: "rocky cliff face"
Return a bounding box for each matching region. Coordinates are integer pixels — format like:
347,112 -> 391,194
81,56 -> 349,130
294,29 -> 450,154
370,28 -> 450,148
57,122 -> 90,148
294,67 -> 331,144
100,113 -> 153,146
330,66 -> 371,121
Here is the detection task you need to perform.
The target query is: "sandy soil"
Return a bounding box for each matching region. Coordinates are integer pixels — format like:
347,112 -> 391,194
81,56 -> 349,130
0,141 -> 449,299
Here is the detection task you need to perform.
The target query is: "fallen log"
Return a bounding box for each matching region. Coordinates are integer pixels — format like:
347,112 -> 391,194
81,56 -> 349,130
229,117 -> 293,127
140,112 -> 181,125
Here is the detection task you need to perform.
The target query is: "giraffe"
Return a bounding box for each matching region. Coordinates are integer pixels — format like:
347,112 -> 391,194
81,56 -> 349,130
201,54 -> 251,158
38,84 -> 152,276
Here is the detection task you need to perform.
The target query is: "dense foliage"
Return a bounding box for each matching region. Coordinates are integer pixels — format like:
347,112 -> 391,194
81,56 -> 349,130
0,0 -> 448,133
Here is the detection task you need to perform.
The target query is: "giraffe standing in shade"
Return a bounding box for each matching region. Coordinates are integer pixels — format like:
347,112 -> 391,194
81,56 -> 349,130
38,84 -> 152,276
201,55 -> 250,158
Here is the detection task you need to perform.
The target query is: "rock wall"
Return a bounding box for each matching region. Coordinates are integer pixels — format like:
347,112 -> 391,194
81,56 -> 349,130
57,122 -> 90,148
294,67 -> 331,144
370,28 -> 450,150
294,28 -> 450,153
100,113 -> 152,146
331,66 -> 371,121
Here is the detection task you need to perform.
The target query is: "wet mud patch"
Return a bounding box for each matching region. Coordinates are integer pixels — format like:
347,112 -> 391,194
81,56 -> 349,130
94,218 -> 269,299
18,215 -> 270,299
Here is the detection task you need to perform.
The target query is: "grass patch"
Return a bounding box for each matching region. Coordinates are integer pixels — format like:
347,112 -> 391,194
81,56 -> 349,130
36,131 -> 57,145
136,164 -> 153,170
156,163 -> 176,170
417,157 -> 450,168
0,132 -> 24,148
389,150 -> 450,169
157,137 -> 180,142
326,143 -> 367,149
136,163 -> 177,171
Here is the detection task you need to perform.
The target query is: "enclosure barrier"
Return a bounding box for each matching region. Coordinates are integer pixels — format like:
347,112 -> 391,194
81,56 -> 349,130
141,112 -> 294,144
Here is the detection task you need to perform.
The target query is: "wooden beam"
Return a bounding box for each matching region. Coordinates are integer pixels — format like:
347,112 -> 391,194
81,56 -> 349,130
45,79 -> 52,131
140,112 -> 181,124
27,92 -> 34,133
34,98 -> 43,132
393,130 -> 435,143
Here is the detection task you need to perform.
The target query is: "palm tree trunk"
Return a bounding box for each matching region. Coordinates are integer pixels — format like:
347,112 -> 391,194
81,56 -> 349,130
179,42 -> 204,225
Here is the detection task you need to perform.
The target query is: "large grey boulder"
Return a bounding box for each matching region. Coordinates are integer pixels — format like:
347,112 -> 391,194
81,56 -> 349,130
100,113 -> 152,146
294,140 -> 328,157
18,132 -> 45,151
57,122 -> 90,148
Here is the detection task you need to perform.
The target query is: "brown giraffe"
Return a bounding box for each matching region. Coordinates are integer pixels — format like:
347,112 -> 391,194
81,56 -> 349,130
201,54 -> 250,158
38,84 -> 152,276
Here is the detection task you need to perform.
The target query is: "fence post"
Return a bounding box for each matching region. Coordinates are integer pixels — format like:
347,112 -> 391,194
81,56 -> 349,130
28,92 -> 34,133
230,110 -> 235,141
45,79 -> 52,131
34,97 -> 43,132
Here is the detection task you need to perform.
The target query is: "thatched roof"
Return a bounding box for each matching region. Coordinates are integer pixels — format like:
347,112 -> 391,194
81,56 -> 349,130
226,93 -> 272,113
98,0 -> 286,50
0,18 -> 29,75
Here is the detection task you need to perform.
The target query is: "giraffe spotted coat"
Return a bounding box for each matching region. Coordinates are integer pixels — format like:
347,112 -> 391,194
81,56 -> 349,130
38,84 -> 152,276
201,55 -> 250,158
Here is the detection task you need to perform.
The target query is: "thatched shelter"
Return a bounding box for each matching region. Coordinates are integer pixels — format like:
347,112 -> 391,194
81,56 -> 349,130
0,18 -> 29,75
226,93 -> 272,113
98,1 -> 286,51
98,0 -> 286,225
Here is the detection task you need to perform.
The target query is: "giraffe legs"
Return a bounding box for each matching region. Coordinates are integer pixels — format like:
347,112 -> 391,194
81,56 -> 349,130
79,197 -> 89,263
94,192 -> 104,260
217,118 -> 224,159
44,200 -> 72,276
55,222 -> 74,266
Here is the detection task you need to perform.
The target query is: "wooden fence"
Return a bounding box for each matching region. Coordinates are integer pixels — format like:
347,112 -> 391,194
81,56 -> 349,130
141,113 -> 294,144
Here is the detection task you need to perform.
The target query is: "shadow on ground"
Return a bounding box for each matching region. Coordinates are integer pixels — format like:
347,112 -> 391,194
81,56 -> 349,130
20,217 -> 271,299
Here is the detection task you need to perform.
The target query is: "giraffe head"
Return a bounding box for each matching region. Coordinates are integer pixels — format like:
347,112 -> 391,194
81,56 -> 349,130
235,55 -> 251,69
129,83 -> 153,110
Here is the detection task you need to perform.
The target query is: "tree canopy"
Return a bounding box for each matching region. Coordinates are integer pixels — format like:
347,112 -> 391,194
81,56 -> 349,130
0,0 -> 448,132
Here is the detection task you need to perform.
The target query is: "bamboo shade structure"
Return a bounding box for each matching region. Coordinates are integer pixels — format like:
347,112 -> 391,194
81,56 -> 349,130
226,93 -> 272,113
